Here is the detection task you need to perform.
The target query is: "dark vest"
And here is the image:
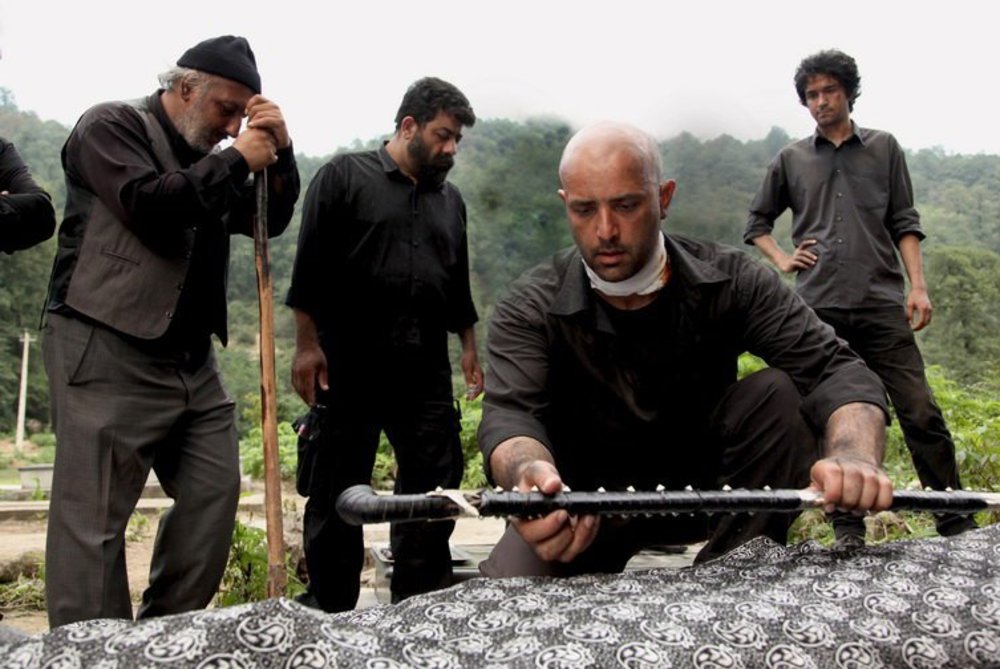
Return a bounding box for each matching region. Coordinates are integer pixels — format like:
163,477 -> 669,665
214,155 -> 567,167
65,99 -> 198,340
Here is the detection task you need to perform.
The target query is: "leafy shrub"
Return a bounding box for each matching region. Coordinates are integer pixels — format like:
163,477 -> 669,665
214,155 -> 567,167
458,398 -> 487,489
239,421 -> 299,481
215,519 -> 305,607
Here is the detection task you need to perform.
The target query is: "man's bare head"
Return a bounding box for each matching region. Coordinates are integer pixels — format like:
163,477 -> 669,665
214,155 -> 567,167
558,122 -> 663,190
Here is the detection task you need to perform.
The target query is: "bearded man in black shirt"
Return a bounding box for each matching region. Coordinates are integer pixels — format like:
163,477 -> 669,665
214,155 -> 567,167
287,77 -> 482,611
43,35 -> 299,627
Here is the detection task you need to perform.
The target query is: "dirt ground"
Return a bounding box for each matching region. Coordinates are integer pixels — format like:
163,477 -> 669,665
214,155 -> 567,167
0,492 -> 511,638
0,512 -> 166,636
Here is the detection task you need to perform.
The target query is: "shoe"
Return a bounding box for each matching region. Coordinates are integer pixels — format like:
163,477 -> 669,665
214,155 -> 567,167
936,514 -> 978,537
827,511 -> 868,546
294,590 -> 322,610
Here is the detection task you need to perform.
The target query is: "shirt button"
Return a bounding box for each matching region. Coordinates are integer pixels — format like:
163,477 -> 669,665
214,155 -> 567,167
834,169 -> 841,174
176,282 -> 184,290
166,311 -> 174,319
836,216 -> 843,222
836,192 -> 843,198
837,238 -> 843,244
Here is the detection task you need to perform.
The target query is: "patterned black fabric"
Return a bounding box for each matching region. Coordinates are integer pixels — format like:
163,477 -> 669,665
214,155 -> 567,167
4,524 -> 1000,668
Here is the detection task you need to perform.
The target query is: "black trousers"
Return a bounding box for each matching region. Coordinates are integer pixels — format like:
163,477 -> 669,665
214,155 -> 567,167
815,306 -> 976,536
480,368 -> 818,578
299,364 -> 463,612
43,313 -> 240,627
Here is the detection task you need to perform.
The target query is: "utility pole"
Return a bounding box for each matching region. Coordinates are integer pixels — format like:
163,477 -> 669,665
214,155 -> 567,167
15,330 -> 35,447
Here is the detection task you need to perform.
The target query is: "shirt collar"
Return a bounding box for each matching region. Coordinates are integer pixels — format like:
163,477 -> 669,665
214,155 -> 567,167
811,120 -> 865,149
550,233 -> 730,327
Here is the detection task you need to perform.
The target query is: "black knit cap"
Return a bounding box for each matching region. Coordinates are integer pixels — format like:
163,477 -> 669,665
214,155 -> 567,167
177,35 -> 261,94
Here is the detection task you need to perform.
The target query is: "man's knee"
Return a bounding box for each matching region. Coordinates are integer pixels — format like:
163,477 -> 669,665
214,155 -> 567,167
715,368 -> 816,488
717,368 -> 809,437
744,367 -> 800,406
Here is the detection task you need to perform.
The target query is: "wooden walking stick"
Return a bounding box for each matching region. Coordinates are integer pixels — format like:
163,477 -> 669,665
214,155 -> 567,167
253,170 -> 287,597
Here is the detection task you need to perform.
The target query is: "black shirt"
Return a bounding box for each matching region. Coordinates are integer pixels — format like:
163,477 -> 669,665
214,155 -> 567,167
286,146 -> 478,375
48,91 -> 299,348
0,137 -> 56,253
478,233 -> 888,490
744,124 -> 922,308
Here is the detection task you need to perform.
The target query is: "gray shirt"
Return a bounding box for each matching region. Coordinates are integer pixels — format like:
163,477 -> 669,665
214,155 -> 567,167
743,124 -> 923,308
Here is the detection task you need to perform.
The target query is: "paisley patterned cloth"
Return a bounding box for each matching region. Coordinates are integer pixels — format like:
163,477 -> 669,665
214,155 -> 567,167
4,524 -> 1000,668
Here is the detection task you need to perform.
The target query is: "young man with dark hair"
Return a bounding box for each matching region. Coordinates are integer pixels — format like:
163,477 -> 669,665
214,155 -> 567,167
288,76 -> 483,611
744,49 -> 974,540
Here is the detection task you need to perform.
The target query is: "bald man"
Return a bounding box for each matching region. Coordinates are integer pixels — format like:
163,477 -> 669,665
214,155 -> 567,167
477,122 -> 893,577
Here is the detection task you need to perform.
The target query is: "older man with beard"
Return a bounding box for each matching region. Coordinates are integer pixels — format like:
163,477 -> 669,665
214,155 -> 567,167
287,77 -> 483,611
43,35 -> 299,627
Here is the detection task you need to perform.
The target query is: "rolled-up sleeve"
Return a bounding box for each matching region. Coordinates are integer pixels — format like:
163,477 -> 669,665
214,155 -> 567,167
743,155 -> 789,244
735,258 -> 888,428
884,135 -> 923,244
478,282 -> 555,481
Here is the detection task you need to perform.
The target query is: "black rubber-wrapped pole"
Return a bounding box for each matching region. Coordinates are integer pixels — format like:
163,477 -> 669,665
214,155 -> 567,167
478,488 -> 808,517
479,489 -> 997,517
336,485 -> 463,525
889,489 -> 997,513
335,485 -> 1000,526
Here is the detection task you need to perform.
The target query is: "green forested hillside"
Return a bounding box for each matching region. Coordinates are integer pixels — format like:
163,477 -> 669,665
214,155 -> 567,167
2,91 -> 998,436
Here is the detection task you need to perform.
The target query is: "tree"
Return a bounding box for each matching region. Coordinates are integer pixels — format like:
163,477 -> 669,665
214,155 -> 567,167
919,246 -> 1000,387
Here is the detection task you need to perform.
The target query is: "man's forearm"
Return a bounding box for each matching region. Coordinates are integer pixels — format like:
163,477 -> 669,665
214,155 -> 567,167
898,234 -> 926,290
293,308 -> 321,350
823,402 -> 887,466
458,325 -> 477,353
490,436 -> 555,490
751,234 -> 789,269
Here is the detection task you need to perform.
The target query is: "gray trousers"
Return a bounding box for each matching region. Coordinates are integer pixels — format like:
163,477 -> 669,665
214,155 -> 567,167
43,313 -> 240,627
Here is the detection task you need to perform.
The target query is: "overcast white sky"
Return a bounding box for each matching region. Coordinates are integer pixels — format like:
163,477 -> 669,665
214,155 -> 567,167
1,1 -> 995,158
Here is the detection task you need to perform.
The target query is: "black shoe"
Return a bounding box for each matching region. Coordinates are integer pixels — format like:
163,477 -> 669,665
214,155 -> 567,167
936,514 -> 978,537
833,534 -> 867,549
294,590 -> 322,610
830,512 -> 867,544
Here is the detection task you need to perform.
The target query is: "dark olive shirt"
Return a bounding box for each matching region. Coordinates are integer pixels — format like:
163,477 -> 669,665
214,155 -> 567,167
0,137 -> 56,253
48,91 -> 299,348
286,146 -> 478,378
744,124 -> 922,308
478,234 -> 887,490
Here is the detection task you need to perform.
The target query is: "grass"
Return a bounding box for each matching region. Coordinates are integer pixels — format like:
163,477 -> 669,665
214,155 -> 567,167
0,577 -> 45,610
